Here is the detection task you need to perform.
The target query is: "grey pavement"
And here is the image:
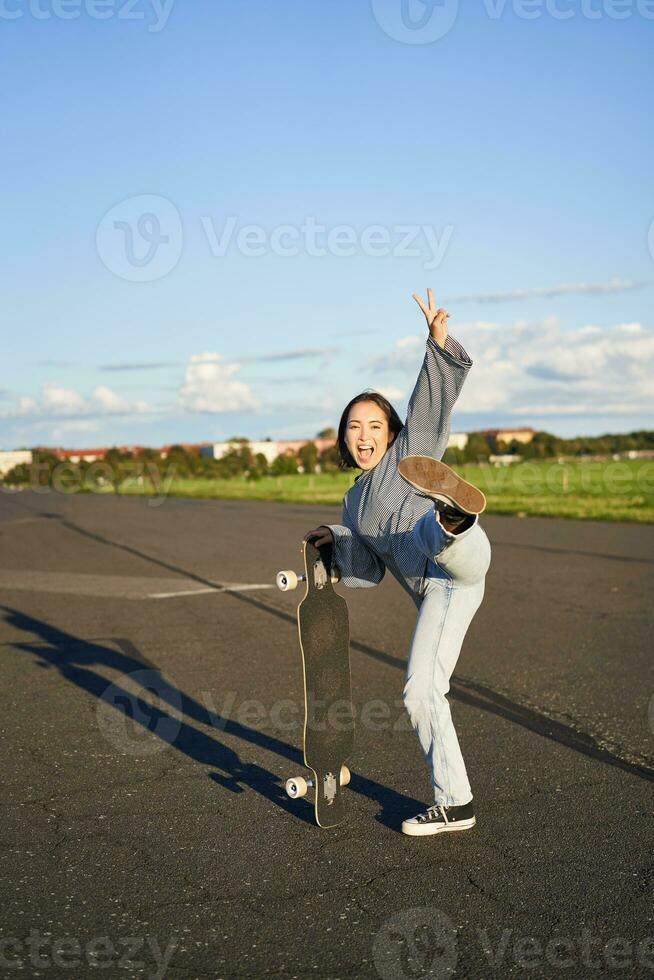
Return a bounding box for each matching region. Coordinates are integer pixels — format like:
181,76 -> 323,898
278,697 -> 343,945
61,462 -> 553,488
0,489 -> 652,979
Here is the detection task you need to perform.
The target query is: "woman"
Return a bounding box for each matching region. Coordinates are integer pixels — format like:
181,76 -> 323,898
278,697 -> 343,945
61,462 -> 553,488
304,288 -> 491,837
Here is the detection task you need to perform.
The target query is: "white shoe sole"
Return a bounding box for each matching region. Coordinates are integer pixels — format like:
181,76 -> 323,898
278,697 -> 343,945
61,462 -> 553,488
401,816 -> 476,837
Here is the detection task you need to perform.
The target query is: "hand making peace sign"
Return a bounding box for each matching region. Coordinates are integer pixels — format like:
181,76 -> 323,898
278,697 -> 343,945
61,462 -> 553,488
412,287 -> 449,350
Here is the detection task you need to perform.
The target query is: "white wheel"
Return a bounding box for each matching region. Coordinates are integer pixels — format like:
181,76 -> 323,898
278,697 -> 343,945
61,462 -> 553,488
340,765 -> 351,787
286,775 -> 308,799
276,570 -> 298,592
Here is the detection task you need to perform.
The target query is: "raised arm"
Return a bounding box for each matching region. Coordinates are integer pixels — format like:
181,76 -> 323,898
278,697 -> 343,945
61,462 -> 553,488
392,289 -> 472,460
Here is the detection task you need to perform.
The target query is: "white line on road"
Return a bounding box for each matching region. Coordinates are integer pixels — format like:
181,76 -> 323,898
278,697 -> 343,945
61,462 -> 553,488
148,583 -> 276,599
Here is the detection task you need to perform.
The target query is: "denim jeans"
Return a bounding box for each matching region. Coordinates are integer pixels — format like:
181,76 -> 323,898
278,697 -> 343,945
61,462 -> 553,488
403,509 -> 491,806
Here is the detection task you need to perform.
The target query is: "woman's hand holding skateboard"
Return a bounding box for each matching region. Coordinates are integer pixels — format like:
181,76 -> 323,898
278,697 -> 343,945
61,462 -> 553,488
412,287 -> 450,350
303,526 -> 334,550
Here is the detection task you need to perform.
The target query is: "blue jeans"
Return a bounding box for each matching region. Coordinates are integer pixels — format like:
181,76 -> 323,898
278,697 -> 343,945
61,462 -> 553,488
403,509 -> 491,806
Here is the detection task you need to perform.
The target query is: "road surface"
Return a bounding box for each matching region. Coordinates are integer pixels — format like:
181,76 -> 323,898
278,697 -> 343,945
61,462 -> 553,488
1,490 -> 652,978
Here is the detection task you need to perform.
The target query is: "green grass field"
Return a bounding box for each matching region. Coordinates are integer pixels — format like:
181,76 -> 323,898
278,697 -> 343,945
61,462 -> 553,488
117,457 -> 654,522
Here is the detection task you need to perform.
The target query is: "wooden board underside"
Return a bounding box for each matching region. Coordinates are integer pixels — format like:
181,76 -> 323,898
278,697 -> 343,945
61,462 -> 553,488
297,542 -> 354,827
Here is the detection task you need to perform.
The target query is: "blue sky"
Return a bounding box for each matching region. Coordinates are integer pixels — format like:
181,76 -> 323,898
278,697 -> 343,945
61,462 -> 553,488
1,0 -> 652,448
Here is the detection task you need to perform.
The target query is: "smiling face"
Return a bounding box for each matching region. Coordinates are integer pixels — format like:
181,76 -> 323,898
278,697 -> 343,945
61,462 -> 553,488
344,399 -> 395,471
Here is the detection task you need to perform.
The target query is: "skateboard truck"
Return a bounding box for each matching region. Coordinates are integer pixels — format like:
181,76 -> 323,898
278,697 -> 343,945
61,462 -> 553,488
285,765 -> 351,800
276,567 -> 341,592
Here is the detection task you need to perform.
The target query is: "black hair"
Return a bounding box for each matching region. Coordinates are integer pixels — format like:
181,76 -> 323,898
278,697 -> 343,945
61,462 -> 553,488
337,390 -> 404,469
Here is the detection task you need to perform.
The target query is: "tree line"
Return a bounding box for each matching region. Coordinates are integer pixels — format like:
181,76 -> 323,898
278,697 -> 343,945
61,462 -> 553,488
443,429 -> 654,465
2,428 -> 652,488
0,435 -> 343,489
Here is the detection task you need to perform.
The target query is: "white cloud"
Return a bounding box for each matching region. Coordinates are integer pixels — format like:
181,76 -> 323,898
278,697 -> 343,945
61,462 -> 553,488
446,278 -> 645,304
0,384 -> 148,420
41,384 -> 86,416
16,396 -> 38,415
372,318 -> 654,421
266,394 -> 339,416
372,335 -> 426,373
507,402 -> 646,416
50,419 -> 100,442
178,353 -> 258,414
396,335 -> 422,349
93,385 -> 130,415
377,386 -> 404,401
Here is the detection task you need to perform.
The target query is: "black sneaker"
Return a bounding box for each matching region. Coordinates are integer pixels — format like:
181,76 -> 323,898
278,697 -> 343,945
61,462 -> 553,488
401,801 -> 476,837
435,502 -> 475,534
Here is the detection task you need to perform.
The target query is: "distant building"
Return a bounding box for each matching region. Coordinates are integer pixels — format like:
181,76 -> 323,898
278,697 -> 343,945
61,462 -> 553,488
34,445 -> 146,463
25,427 -> 537,471
277,438 -> 336,456
33,443 -> 213,463
0,450 -> 32,476
200,440 -> 278,465
200,437 -> 336,465
489,454 -> 522,466
448,432 -> 469,450
480,427 -> 535,445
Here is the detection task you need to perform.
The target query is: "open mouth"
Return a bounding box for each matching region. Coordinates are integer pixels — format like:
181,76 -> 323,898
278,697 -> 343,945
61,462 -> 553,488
358,445 -> 374,462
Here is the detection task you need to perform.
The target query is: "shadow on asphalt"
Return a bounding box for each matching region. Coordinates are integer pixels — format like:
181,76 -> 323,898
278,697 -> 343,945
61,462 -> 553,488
21,510 -> 654,785
1,605 -> 425,828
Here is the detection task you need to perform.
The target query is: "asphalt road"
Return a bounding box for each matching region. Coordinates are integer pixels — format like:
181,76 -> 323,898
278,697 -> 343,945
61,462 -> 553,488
1,489 -> 652,980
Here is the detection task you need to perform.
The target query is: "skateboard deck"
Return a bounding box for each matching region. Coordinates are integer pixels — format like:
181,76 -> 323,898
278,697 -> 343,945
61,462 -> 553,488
278,540 -> 354,827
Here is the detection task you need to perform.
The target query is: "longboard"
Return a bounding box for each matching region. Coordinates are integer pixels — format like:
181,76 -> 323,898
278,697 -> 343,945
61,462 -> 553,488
277,540 -> 354,827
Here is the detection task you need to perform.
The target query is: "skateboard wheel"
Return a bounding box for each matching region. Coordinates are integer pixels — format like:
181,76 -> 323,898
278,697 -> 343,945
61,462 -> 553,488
286,776 -> 308,798
276,570 -> 299,592
340,765 -> 351,787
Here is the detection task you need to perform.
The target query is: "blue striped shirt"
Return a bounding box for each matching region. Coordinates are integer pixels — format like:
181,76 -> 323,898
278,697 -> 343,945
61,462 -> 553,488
326,333 -> 473,600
